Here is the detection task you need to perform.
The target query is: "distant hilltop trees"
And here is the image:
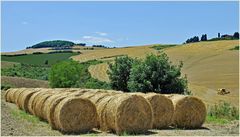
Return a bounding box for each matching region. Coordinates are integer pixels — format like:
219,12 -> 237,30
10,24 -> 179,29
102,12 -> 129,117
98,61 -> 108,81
92,45 -> 108,48
27,40 -> 76,49
184,32 -> 239,44
26,40 -> 114,49
75,43 -> 86,46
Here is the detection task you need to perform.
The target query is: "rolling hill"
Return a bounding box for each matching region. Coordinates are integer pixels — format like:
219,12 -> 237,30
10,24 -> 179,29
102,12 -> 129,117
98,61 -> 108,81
1,40 -> 239,107
84,40 -> 239,107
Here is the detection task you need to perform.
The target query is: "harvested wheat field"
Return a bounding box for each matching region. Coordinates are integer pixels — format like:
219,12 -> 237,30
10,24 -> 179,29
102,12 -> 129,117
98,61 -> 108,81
86,40 -> 239,107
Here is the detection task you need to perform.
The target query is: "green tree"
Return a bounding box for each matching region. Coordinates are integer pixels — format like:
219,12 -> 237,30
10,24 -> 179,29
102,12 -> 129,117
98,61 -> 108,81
201,34 -> 207,41
233,32 -> 239,39
107,56 -> 135,92
128,53 -> 189,94
49,60 -> 82,88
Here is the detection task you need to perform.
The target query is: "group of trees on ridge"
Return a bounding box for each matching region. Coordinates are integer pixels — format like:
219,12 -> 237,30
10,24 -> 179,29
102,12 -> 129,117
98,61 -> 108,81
26,40 -> 112,49
185,32 -> 239,44
27,40 -> 75,49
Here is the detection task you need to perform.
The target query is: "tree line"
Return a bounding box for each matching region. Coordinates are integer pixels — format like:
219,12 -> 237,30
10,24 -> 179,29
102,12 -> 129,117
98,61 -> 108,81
26,40 -> 114,49
185,32 -> 239,44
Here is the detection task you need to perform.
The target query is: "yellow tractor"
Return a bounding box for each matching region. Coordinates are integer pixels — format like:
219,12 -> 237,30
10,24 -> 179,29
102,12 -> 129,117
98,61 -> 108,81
217,88 -> 230,95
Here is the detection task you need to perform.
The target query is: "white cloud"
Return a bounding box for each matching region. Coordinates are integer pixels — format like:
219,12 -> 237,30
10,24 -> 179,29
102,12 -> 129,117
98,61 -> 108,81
95,32 -> 107,36
81,36 -> 113,43
21,21 -> 28,25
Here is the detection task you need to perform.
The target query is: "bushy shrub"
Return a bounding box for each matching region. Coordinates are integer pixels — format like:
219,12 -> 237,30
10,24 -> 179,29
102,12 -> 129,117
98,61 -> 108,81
107,53 -> 190,94
49,59 -> 110,89
128,53 -> 189,94
107,56 -> 135,92
49,60 -> 82,88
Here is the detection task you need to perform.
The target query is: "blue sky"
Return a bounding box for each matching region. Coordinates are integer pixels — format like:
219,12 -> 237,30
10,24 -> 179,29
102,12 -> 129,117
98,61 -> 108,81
1,1 -> 239,52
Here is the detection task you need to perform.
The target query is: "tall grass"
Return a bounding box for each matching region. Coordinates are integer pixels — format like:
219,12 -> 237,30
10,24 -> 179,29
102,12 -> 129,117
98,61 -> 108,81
207,101 -> 239,124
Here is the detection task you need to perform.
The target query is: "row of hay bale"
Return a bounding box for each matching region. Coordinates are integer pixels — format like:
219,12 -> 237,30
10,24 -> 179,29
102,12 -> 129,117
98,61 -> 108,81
4,88 -> 207,134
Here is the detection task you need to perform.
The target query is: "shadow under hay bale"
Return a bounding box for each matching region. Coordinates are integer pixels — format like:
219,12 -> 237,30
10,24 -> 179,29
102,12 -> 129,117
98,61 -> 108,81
166,94 -> 207,129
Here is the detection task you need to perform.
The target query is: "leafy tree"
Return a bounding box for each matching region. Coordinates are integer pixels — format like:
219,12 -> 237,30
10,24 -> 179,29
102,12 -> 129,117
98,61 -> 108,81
49,60 -> 82,88
201,34 -> 207,41
127,53 -> 189,94
185,36 -> 200,43
107,56 -> 135,92
233,32 -> 239,39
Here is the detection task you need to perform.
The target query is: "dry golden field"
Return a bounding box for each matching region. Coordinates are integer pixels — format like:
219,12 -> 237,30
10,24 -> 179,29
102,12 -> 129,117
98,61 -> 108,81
85,40 -> 239,107
71,45 -> 158,62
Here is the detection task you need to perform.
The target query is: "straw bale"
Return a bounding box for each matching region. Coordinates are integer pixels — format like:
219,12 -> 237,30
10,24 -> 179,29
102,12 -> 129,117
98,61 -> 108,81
104,94 -> 153,134
53,96 -> 98,133
167,94 -> 207,128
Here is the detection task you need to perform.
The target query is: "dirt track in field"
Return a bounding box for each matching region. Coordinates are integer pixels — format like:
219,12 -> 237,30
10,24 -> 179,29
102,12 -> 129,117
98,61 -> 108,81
1,90 -> 239,136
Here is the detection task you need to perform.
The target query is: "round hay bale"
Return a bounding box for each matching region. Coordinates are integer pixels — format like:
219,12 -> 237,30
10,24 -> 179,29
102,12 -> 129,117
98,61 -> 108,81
28,89 -> 47,115
53,96 -> 98,133
32,89 -> 53,116
8,88 -> 22,103
34,91 -> 55,119
85,92 -> 114,128
6,88 -> 16,103
18,88 -> 42,112
95,94 -> 115,131
144,93 -> 174,129
14,88 -> 28,105
4,88 -> 14,102
69,91 -> 114,128
42,89 -> 77,120
45,92 -> 72,129
168,94 -> 207,129
15,88 -> 34,108
103,94 -> 153,134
